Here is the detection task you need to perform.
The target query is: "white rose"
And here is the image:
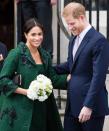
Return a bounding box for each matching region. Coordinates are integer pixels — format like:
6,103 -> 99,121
27,89 -> 38,100
27,74 -> 53,102
37,74 -> 45,82
38,95 -> 48,102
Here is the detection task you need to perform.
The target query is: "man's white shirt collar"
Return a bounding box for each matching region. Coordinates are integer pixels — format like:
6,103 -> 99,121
78,24 -> 92,44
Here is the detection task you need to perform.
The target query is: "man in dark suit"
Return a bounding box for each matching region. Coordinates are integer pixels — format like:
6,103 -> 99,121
0,42 -> 7,71
55,2 -> 109,131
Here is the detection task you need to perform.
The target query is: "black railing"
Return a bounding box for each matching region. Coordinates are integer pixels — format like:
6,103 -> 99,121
107,1 -> 109,40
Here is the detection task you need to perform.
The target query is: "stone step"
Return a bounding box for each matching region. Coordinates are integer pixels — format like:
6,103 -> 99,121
59,109 -> 65,124
53,89 -> 67,109
55,95 -> 67,109
59,108 -> 65,116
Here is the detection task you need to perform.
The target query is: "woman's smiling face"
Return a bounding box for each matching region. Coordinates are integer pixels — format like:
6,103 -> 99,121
25,26 -> 43,48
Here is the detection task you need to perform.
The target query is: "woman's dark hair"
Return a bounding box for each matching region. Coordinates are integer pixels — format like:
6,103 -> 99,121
23,18 -> 44,34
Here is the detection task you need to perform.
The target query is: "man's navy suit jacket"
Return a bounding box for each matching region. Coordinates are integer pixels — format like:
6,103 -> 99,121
55,27 -> 109,117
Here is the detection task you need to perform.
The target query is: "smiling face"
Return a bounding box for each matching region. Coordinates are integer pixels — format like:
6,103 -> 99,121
25,26 -> 43,48
64,14 -> 85,36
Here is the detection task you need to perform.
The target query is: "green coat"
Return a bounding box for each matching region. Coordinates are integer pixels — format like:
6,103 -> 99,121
0,42 -> 67,131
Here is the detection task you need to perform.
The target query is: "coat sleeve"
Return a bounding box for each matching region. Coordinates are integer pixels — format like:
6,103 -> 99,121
83,38 -> 109,109
54,37 -> 74,74
47,55 -> 67,90
54,61 -> 70,74
0,49 -> 20,96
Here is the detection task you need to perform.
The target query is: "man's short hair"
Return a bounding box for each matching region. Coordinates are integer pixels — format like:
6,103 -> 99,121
63,2 -> 86,18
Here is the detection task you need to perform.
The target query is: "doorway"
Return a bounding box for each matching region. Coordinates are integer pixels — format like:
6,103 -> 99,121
0,0 -> 14,51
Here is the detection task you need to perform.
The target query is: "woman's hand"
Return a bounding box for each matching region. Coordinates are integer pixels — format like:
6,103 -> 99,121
15,87 -> 36,100
27,88 -> 37,101
15,88 -> 27,96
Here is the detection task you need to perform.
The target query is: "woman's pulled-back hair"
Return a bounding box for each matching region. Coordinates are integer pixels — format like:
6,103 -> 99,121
23,18 -> 44,34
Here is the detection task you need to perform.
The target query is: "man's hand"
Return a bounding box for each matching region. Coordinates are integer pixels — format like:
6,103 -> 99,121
0,54 -> 4,61
67,74 -> 71,82
78,106 -> 92,123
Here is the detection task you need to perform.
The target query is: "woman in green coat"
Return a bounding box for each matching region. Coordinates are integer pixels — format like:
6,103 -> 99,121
0,18 -> 68,131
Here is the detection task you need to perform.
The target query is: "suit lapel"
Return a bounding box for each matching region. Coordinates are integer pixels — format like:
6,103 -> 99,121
73,37 -> 89,64
71,27 -> 95,72
69,36 -> 76,71
70,36 -> 76,62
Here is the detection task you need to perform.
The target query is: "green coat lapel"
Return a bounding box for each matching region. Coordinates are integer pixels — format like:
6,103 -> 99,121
18,42 -> 49,71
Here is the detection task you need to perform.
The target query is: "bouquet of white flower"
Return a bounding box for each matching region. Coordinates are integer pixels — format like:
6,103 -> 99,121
27,74 -> 53,101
